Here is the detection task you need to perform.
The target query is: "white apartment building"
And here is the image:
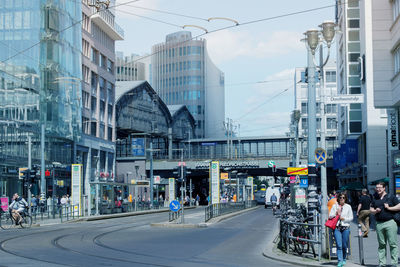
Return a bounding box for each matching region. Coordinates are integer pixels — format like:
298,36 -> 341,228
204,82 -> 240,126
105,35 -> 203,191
367,0 -> 400,195
151,31 -> 225,138
293,65 -> 339,164
335,0 -> 387,188
115,52 -> 150,82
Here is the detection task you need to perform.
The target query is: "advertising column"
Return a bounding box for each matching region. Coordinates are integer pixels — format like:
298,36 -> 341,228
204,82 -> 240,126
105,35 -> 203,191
209,161 -> 220,205
71,164 -> 83,215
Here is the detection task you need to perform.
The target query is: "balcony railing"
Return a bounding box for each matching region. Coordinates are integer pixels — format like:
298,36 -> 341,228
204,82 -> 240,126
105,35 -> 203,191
91,8 -> 124,40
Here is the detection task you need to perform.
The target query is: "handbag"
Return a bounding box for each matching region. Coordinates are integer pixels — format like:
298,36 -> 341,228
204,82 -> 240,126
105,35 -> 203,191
393,211 -> 400,226
325,215 -> 340,230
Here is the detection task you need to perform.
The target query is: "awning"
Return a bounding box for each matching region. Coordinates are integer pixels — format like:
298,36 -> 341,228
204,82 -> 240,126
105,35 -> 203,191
340,181 -> 365,191
368,177 -> 390,185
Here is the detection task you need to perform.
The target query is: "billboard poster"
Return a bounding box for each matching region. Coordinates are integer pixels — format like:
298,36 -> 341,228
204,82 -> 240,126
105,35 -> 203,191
0,197 -> 9,212
132,138 -> 145,157
210,161 -> 220,205
71,164 -> 82,215
396,176 -> 400,194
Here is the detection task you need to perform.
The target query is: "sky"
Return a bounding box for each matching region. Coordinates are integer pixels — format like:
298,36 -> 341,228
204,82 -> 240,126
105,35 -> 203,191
114,0 -> 336,137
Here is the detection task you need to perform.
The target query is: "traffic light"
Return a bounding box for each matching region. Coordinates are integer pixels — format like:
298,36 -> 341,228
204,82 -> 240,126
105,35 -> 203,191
29,169 -> 37,183
20,169 -> 29,181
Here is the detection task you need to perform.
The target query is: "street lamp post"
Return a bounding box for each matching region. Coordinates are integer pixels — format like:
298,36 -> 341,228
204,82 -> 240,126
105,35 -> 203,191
304,21 -> 336,256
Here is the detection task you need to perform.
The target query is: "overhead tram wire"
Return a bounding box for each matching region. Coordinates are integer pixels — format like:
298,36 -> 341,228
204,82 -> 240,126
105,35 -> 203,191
123,4 -> 208,21
236,85 -> 292,121
117,9 -> 183,28
117,2 -> 340,69
0,0 -> 142,64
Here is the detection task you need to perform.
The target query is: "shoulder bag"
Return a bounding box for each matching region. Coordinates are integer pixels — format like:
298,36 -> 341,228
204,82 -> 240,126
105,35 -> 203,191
325,215 -> 340,230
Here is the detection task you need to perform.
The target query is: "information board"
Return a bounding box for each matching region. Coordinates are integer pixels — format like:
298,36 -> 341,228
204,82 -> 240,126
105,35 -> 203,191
71,164 -> 82,216
396,176 -> 400,194
168,178 -> 175,204
132,138 -> 145,157
210,161 -> 220,205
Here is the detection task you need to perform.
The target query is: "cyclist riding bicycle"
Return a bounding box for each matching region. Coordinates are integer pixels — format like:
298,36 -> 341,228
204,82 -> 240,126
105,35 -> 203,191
270,193 -> 278,214
9,193 -> 28,225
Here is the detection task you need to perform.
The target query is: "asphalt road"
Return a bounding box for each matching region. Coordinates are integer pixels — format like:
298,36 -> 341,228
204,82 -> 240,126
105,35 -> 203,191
0,207 -> 294,267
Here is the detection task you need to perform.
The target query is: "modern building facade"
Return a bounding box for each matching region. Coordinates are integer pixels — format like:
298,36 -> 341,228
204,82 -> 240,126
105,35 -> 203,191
366,0 -> 400,195
335,0 -> 388,188
79,0 -> 124,212
151,31 -> 225,139
0,0 -> 82,197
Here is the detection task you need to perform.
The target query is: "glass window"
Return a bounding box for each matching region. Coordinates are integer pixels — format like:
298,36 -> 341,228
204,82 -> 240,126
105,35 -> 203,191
350,110 -> 362,120
393,0 -> 400,21
301,102 -> 307,114
348,30 -> 360,41
327,118 -> 337,129
325,71 -> 336,83
349,121 -> 362,133
349,76 -> 361,86
347,9 -> 360,19
348,0 -> 359,7
349,87 -> 361,94
349,64 -> 359,75
100,54 -> 106,68
91,47 -> 98,64
349,53 -> 360,62
394,46 -> 400,74
301,118 -> 307,129
348,19 -> 360,28
348,42 -> 360,52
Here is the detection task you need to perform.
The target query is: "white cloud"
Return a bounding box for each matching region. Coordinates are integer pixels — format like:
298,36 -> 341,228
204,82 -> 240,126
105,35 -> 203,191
206,30 -> 303,64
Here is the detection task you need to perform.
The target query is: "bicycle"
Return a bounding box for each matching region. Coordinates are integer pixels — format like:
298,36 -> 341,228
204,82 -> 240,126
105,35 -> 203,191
291,216 -> 316,257
0,208 -> 32,229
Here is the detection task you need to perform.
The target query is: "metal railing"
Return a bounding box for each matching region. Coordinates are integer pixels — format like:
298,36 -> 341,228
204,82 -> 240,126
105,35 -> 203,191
30,203 -> 81,224
205,200 -> 256,222
279,211 -> 322,261
169,209 -> 182,222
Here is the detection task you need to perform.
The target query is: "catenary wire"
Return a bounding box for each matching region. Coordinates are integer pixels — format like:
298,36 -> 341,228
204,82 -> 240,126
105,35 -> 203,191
122,4 -> 208,21
117,9 -> 183,28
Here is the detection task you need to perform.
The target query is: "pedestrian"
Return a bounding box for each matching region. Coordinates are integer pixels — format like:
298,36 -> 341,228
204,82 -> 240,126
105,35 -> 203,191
31,194 -> 37,214
196,194 -> 200,206
370,182 -> 399,267
356,188 -> 371,237
327,191 -> 337,214
329,193 -> 353,267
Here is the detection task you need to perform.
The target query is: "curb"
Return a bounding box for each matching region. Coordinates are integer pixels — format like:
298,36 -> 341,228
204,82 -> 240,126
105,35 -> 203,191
150,206 -> 260,229
262,220 -> 359,267
34,206 -> 197,226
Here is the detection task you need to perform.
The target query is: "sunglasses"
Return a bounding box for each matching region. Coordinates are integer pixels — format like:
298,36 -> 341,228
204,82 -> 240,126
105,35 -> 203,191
339,197 -> 345,199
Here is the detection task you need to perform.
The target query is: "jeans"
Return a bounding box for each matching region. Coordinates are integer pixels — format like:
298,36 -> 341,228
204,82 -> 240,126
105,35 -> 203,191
376,219 -> 398,266
334,227 -> 350,263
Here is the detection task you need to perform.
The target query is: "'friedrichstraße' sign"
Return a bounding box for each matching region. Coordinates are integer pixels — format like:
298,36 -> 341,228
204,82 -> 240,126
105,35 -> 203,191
326,94 -> 364,104
195,160 -> 259,169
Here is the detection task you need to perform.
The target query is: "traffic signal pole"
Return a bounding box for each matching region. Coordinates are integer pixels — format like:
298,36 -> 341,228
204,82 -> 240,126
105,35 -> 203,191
180,152 -> 184,224
27,136 -> 32,216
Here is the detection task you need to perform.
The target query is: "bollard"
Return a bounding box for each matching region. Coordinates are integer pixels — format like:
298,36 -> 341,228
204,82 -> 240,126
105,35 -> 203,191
358,224 -> 365,265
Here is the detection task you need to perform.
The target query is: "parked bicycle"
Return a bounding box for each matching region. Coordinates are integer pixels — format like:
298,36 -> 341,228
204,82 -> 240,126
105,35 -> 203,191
0,208 -> 32,229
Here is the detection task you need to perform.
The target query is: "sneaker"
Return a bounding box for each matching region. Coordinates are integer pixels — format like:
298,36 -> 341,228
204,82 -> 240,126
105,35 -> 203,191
337,262 -> 343,267
343,260 -> 346,265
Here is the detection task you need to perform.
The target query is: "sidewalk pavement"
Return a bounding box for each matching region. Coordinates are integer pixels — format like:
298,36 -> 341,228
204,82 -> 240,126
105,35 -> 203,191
263,217 -> 400,267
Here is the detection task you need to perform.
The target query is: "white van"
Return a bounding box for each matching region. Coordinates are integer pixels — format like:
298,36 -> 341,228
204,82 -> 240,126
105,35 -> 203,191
265,186 -> 281,208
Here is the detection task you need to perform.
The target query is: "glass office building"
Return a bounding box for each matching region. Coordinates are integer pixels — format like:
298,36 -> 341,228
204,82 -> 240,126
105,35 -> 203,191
0,1 -> 82,197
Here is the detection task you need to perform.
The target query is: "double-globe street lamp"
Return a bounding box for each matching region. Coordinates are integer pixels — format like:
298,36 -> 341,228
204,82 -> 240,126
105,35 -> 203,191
304,21 -> 336,256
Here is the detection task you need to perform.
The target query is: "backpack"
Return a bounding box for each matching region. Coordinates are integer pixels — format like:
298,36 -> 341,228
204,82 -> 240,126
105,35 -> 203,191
388,194 -> 400,226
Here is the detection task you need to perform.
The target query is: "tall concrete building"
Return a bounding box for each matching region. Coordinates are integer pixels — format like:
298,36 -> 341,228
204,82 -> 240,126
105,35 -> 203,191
79,0 -> 124,211
115,52 -> 150,82
151,31 -> 225,138
366,0 -> 400,195
335,0 -> 387,188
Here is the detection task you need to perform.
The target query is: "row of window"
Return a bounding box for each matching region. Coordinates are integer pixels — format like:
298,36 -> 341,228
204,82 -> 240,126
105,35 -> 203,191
165,90 -> 202,102
300,103 -> 338,114
91,47 -> 114,73
162,75 -> 203,88
159,61 -> 202,73
394,46 -> 400,75
301,117 -> 338,130
164,46 -> 203,57
82,117 -> 113,141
